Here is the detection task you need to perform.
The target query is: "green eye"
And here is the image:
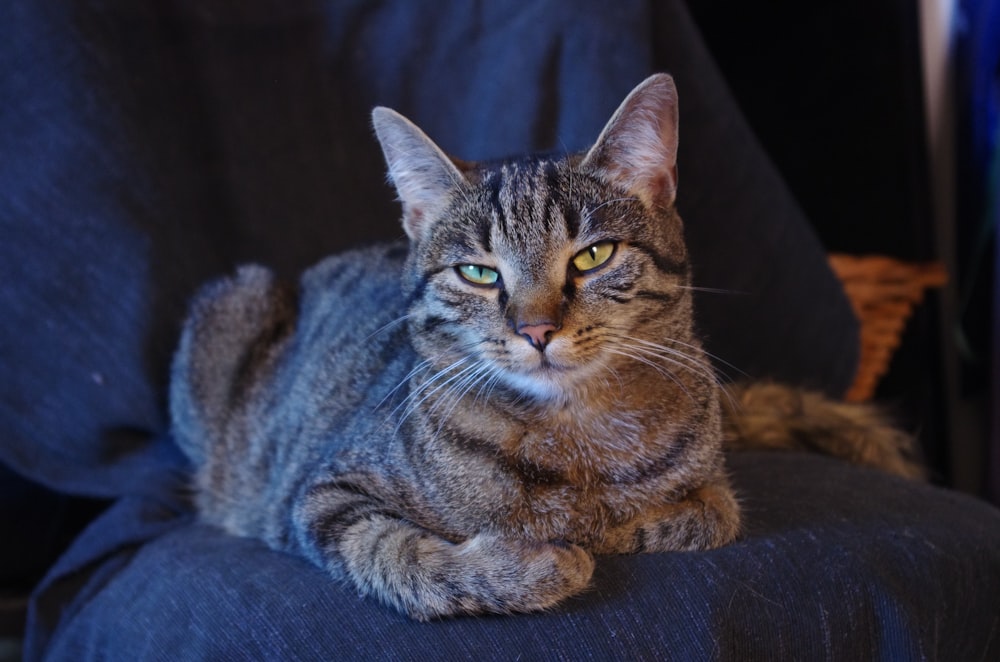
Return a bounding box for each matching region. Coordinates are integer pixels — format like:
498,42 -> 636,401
572,241 -> 616,273
456,264 -> 500,286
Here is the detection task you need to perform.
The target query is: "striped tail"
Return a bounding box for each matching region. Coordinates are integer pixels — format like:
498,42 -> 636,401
720,382 -> 924,479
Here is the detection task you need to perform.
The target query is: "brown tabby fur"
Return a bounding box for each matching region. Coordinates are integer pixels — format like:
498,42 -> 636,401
170,74 -> 921,621
722,382 -> 923,480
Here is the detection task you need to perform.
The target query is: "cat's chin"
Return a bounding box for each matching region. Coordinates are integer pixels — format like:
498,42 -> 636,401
499,358 -> 604,403
500,369 -> 568,402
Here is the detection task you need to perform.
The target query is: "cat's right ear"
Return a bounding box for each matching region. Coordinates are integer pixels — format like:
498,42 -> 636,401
372,108 -> 465,241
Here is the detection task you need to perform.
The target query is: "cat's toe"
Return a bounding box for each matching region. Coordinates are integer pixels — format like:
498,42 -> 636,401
521,539 -> 595,608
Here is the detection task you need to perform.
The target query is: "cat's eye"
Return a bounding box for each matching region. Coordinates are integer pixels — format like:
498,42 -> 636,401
456,264 -> 500,286
571,241 -> 617,273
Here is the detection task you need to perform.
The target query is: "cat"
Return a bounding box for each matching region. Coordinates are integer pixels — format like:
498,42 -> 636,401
170,74 -> 921,621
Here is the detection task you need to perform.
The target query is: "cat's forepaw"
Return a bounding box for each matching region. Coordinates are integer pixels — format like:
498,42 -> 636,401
461,535 -> 595,610
345,525 -> 596,621
400,534 -> 595,620
596,479 -> 741,554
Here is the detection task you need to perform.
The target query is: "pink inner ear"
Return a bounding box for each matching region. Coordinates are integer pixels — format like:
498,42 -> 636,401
647,171 -> 674,203
582,74 -> 679,207
372,106 -> 466,241
402,207 -> 425,238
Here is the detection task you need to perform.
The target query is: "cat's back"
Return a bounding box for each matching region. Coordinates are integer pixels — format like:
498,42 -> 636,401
289,241 -> 419,423
170,242 -> 417,540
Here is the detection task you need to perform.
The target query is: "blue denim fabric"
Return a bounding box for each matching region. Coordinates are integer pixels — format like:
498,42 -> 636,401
28,453 -> 1000,660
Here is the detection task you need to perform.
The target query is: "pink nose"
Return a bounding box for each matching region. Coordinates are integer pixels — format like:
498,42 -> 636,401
517,322 -> 559,350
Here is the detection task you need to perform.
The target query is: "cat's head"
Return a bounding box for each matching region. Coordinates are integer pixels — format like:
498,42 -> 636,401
373,74 -> 696,401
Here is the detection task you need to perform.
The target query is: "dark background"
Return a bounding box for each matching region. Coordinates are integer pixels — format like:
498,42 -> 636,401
687,0 -> 994,500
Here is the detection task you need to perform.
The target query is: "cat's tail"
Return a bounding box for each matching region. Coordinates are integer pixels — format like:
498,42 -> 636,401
720,382 -> 925,479
170,266 -> 297,466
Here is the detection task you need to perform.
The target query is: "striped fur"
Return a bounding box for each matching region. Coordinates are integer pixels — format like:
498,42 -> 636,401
170,75 -> 917,621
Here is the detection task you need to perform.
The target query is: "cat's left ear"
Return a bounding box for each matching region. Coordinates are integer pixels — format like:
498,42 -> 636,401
372,107 -> 466,241
581,74 -> 679,208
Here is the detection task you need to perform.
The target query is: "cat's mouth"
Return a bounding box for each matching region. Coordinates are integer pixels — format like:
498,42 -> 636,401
509,357 -> 566,383
517,347 -> 577,375
535,354 -> 565,371
499,349 -> 603,401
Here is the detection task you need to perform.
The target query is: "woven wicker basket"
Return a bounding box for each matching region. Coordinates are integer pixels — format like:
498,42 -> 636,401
828,254 -> 948,402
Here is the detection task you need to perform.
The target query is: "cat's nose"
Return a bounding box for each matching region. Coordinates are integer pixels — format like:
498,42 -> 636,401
517,322 -> 559,351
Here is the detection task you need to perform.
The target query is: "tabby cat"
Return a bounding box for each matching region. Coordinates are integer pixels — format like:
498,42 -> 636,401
170,74 -> 920,621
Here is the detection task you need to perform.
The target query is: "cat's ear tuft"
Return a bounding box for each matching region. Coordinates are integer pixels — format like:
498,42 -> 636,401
581,74 -> 679,208
372,107 -> 465,241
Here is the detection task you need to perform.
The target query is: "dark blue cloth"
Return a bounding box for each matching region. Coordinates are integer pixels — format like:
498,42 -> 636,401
28,453 -> 1000,660
0,0 -> 857,499
3,1 -> 999,659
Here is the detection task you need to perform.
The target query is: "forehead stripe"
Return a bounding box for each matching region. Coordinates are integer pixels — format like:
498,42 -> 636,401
486,170 -> 507,239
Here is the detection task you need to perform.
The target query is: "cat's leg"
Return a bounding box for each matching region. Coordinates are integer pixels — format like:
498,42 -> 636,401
295,480 -> 595,620
595,477 -> 741,554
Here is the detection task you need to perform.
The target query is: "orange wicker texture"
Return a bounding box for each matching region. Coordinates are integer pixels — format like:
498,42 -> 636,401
828,254 -> 948,402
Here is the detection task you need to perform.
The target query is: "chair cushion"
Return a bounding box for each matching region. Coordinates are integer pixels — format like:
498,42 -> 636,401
27,452 -> 1000,660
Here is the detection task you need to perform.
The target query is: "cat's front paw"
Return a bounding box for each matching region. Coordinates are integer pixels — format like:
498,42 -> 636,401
638,480 -> 741,552
448,534 -> 595,617
330,512 -> 594,621
595,478 -> 741,554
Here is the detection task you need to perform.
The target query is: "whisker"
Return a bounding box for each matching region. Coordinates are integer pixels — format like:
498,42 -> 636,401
374,356 -> 435,411
603,346 -> 696,403
365,313 -> 415,341
599,327 -> 744,409
585,196 -> 639,217
615,343 -> 708,386
633,335 -> 748,380
600,363 -> 626,396
472,364 -> 506,408
390,356 -> 474,427
380,333 -> 486,415
579,197 -> 640,234
674,285 -> 746,296
429,360 -> 487,414
614,335 -> 741,412
429,361 -> 496,435
605,332 -> 719,381
627,339 -> 720,379
716,381 -> 740,414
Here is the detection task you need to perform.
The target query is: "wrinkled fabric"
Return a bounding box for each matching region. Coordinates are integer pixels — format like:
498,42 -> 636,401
30,453 -> 1000,660
1,0 -> 856,500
